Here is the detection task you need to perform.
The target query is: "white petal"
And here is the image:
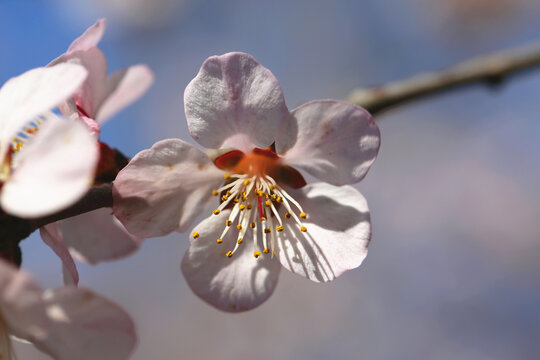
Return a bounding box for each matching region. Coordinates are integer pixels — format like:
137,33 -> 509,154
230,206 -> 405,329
95,65 -> 154,123
66,48 -> 109,119
0,64 -> 88,156
113,139 -> 224,238
181,210 -> 281,312
39,224 -> 79,285
57,208 -> 142,265
1,115 -> 99,218
277,182 -> 371,282
279,100 -> 381,185
34,286 -> 136,360
0,260 -> 50,343
184,52 -> 289,152
67,19 -> 106,53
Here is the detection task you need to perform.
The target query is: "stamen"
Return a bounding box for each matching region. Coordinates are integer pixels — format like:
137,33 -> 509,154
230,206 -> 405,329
216,238 -> 223,244
254,251 -> 261,258
192,232 -> 200,239
300,226 -> 307,232
226,251 -> 233,258
212,189 -> 219,196
213,209 -> 221,215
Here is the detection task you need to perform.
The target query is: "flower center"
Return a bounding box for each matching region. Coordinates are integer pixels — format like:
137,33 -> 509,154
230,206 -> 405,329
0,117 -> 43,184
193,148 -> 308,259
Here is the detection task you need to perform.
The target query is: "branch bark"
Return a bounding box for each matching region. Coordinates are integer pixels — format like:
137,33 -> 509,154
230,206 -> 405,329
346,42 -> 540,115
0,183 -> 113,265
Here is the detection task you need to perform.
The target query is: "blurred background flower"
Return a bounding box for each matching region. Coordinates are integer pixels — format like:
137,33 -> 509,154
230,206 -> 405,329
2,0 -> 540,359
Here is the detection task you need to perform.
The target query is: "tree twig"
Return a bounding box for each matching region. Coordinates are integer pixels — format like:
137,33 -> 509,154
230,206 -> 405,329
0,183 -> 113,265
346,42 -> 540,115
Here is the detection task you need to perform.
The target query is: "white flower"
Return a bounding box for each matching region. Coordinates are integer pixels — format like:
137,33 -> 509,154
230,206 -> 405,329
0,64 -> 98,218
113,52 -> 380,311
0,259 -> 136,360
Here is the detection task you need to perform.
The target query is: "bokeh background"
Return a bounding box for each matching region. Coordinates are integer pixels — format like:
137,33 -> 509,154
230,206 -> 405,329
2,0 -> 540,359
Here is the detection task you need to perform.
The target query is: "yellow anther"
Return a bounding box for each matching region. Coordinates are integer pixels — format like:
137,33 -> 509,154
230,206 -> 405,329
270,194 -> 276,201
213,209 -> 221,215
237,238 -> 243,244
250,222 -> 256,229
277,225 -> 284,232
216,238 -> 223,244
236,224 -> 243,230
272,250 -> 276,255
226,220 -> 232,226
12,137 -> 17,142
254,251 -> 261,258
233,198 -> 239,203
299,212 -> 307,219
265,200 -> 271,207
256,190 -> 264,197
239,204 -> 246,211
226,251 -> 233,258
300,226 -> 307,232
226,190 -> 232,196
263,248 -> 270,254
212,189 -> 219,196
224,173 -> 231,180
276,196 -> 283,203
264,228 -> 271,234
192,232 -> 200,239
243,179 -> 250,185
285,212 -> 291,219
269,185 -> 276,190
221,195 -> 228,201
247,203 -> 252,210
242,194 -> 248,201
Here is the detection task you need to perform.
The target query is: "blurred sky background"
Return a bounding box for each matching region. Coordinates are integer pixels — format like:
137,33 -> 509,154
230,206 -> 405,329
2,0 -> 540,359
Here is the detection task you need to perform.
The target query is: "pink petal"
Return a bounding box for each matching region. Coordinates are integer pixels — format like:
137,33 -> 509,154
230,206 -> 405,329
68,48 -> 109,119
113,139 -> 224,238
57,208 -> 142,265
184,52 -> 289,152
181,210 -> 281,312
277,182 -> 371,282
279,100 -> 381,186
1,115 -> 99,218
95,65 -> 154,123
0,260 -> 49,343
34,286 -> 136,360
40,224 -> 79,286
0,64 -> 88,157
67,18 -> 107,53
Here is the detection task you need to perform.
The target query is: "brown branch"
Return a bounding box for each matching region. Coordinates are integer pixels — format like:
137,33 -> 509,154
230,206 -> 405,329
346,41 -> 540,115
0,183 -> 113,265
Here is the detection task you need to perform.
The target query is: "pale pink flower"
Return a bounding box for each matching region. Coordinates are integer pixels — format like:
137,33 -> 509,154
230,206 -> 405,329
0,259 -> 136,360
113,52 -> 380,311
49,18 -> 154,136
0,64 -> 98,218
41,19 -> 153,283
